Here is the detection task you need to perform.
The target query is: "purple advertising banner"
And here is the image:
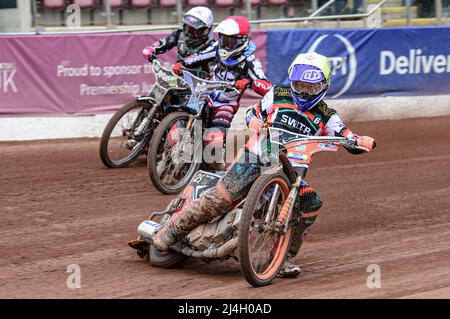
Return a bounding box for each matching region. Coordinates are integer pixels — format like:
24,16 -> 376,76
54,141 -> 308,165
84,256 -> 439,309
0,31 -> 267,116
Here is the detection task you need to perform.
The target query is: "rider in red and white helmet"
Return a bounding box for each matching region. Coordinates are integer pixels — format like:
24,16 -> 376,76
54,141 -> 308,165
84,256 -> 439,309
215,16 -> 252,66
171,16 -> 272,166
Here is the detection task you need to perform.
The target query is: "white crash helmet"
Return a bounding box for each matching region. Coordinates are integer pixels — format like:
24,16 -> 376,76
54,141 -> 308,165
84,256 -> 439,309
182,7 -> 214,46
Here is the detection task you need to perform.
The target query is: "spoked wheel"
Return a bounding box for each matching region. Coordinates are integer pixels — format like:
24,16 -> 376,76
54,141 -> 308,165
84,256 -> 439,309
147,111 -> 201,195
238,171 -> 292,287
99,101 -> 153,168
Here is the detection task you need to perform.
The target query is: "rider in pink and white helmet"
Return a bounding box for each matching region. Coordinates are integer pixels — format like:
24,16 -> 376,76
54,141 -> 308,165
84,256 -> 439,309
142,7 -> 214,76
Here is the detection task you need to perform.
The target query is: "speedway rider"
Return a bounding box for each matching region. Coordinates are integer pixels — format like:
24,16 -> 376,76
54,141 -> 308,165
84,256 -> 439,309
147,52 -> 376,278
171,15 -> 272,165
142,6 -> 214,77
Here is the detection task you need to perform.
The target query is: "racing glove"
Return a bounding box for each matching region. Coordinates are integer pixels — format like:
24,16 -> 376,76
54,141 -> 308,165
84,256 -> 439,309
356,136 -> 376,151
172,62 -> 183,75
236,78 -> 252,90
142,47 -> 155,61
252,79 -> 272,96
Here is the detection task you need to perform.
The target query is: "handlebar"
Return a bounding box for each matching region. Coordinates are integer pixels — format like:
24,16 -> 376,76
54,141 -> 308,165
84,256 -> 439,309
266,122 -> 370,153
148,55 -> 250,97
179,66 -> 210,80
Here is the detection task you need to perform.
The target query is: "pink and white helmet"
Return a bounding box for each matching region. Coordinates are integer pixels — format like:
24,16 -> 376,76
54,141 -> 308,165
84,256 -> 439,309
182,7 -> 214,46
214,16 -> 251,63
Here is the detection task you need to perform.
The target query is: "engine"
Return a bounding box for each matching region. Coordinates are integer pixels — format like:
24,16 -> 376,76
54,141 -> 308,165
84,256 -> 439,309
186,208 -> 242,251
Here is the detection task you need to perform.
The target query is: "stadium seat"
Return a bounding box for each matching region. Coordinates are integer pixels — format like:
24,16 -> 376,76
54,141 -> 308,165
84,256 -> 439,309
158,0 -> 177,8
213,0 -> 236,7
108,0 -> 125,9
129,0 -> 153,9
42,0 -> 66,10
42,0 -> 66,26
73,0 -> 96,9
73,0 -> 96,26
186,0 -> 210,7
267,0 -> 287,5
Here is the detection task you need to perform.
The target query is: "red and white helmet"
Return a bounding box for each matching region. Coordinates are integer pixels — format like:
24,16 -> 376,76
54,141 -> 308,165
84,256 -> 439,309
214,16 -> 251,63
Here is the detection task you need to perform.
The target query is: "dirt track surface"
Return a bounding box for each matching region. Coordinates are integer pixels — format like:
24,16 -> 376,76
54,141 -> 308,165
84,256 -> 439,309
1,116 -> 450,299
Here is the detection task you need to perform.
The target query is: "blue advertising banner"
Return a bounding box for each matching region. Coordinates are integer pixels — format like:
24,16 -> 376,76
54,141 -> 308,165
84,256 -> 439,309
266,27 -> 450,98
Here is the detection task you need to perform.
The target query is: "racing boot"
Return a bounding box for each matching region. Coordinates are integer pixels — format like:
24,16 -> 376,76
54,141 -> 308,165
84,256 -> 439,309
152,224 -> 187,252
278,182 -> 321,278
277,220 -> 312,278
278,255 -> 302,278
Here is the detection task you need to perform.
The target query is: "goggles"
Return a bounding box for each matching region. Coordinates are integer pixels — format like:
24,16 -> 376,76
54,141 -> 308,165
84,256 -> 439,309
290,80 -> 326,96
219,34 -> 246,51
183,24 -> 208,38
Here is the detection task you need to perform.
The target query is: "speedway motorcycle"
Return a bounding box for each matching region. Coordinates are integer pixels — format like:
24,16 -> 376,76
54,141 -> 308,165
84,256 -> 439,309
131,124 -> 371,287
99,57 -> 209,168
146,68 -> 240,195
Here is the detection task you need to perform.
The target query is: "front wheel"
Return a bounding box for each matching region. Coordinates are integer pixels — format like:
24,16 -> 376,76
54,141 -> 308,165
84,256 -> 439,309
238,171 -> 293,287
99,100 -> 154,168
147,111 -> 201,195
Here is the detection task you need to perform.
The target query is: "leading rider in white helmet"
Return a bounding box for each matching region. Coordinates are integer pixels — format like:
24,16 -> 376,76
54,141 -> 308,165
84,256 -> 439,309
143,52 -> 376,278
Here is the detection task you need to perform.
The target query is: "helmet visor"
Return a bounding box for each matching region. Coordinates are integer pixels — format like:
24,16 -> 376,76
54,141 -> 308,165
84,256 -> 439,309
290,81 -> 326,96
184,24 -> 209,38
219,34 -> 245,51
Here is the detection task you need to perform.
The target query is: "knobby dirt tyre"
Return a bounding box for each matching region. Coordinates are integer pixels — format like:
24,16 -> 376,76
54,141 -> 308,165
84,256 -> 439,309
238,171 -> 293,287
147,111 -> 201,195
99,100 -> 152,168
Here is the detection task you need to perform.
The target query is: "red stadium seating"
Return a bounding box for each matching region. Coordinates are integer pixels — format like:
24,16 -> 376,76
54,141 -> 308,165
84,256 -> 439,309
186,0 -> 210,7
42,0 -> 66,10
213,0 -> 236,8
100,0 -> 125,9
129,0 -> 153,9
72,0 -> 96,9
241,0 -> 262,5
158,0 -> 177,8
267,0 -> 288,5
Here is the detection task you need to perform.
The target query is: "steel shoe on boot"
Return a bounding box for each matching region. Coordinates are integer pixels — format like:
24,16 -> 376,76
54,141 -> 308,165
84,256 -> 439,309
128,238 -> 150,258
277,255 -> 302,278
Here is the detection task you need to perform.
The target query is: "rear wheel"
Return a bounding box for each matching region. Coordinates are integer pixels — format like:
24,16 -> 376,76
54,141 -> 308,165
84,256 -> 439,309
238,171 -> 292,287
148,213 -> 187,268
147,111 -> 201,194
99,100 -> 153,168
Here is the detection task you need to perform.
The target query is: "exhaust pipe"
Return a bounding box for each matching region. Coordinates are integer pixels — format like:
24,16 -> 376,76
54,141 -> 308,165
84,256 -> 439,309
174,237 -> 238,259
137,220 -> 162,243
